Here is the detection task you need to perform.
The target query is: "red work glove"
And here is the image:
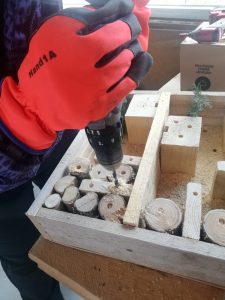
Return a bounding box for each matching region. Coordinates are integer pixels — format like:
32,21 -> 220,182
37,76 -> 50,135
0,0 -> 152,151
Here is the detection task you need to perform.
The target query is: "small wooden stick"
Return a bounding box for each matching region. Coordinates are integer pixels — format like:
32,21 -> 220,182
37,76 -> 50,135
98,194 -> 126,223
67,157 -> 91,179
144,198 -> 182,233
62,186 -> 80,212
74,192 -> 99,217
182,183 -> 202,240
54,175 -> 78,195
44,194 -> 62,210
203,209 -> 225,246
79,179 -> 132,198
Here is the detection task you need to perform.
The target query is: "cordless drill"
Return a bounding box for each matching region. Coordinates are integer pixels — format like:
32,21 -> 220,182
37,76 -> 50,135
85,103 -> 123,186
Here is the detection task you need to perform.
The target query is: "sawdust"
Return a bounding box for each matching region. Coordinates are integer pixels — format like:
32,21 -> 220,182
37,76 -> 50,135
108,178 -> 133,197
157,126 -> 225,218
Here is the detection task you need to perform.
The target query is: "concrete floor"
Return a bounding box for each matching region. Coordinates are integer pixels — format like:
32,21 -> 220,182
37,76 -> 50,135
0,263 -> 83,300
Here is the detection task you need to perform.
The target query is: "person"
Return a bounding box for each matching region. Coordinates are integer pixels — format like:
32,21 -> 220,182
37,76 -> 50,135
0,1 -> 152,299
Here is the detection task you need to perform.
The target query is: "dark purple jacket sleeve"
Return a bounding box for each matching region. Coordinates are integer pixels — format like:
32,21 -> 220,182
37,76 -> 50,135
0,0 -> 63,193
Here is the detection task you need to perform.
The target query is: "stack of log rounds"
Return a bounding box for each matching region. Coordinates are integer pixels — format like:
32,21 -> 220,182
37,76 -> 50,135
90,164 -> 134,183
54,175 -> 78,195
144,198 -> 182,233
203,209 -> 225,246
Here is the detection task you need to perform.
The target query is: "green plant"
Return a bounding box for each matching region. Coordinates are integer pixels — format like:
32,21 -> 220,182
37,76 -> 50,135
188,84 -> 211,117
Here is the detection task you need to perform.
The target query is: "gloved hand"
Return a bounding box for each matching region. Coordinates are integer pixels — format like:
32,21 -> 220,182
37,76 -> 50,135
0,0 -> 152,151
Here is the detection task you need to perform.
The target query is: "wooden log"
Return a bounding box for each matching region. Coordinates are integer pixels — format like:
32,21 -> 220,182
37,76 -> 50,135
74,192 -> 99,218
144,198 -> 182,233
211,161 -> 225,207
90,164 -> 135,183
125,94 -> 159,145
62,186 -> 80,213
89,164 -> 111,181
79,179 -> 132,198
161,116 -> 202,175
123,92 -> 171,227
54,175 -> 78,195
93,155 -> 141,171
67,157 -> 91,179
203,209 -> 225,247
98,194 -> 126,223
182,183 -> 202,240
44,194 -> 62,210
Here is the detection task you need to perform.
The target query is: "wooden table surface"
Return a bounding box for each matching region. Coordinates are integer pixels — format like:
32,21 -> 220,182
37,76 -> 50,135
29,237 -> 225,300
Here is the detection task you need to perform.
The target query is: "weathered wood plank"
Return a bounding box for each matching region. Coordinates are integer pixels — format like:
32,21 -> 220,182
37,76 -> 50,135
36,208 -> 225,289
182,183 -> 202,240
29,237 -> 225,300
123,92 -> 171,227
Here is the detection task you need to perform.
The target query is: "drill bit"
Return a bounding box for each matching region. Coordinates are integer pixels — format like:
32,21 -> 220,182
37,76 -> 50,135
113,170 -> 119,187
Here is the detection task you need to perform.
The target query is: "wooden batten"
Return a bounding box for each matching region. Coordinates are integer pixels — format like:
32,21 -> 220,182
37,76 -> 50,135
182,183 -> 202,240
123,92 -> 171,227
161,116 -> 202,175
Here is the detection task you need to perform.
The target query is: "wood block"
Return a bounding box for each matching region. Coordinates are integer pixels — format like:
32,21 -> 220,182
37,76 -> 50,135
211,161 -> 225,204
203,209 -> 225,247
79,179 -> 132,198
98,194 -> 126,223
182,183 -> 202,240
161,116 -> 202,175
123,92 -> 170,227
44,194 -> 62,210
62,186 -> 80,213
125,94 -> 159,145
144,198 -> 182,233
54,175 -> 78,195
89,164 -> 111,181
74,192 -> 99,218
67,157 -> 91,179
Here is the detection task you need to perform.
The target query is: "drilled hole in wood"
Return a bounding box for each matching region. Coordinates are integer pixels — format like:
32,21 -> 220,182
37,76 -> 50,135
158,207 -> 164,213
107,202 -> 113,209
213,149 -> 217,152
126,249 -> 133,252
187,125 -> 192,128
174,120 -> 179,124
129,158 -> 133,161
97,171 -> 101,175
89,183 -> 94,188
121,171 -> 126,175
203,128 -> 207,133
76,165 -> 81,169
178,135 -> 183,138
193,192 -> 198,196
164,126 -> 169,132
219,218 -> 225,225
155,102 -> 158,107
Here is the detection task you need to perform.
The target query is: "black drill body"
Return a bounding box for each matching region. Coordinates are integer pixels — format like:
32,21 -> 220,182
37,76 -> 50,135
85,104 -> 123,184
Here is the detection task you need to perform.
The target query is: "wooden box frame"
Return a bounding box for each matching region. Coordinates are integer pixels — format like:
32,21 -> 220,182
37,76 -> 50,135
27,91 -> 225,289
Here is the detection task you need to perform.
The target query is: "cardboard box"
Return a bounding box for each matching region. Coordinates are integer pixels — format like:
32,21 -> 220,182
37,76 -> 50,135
180,36 -> 225,91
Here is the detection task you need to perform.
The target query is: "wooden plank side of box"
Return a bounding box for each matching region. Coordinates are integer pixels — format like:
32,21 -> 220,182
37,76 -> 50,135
36,208 -> 225,289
